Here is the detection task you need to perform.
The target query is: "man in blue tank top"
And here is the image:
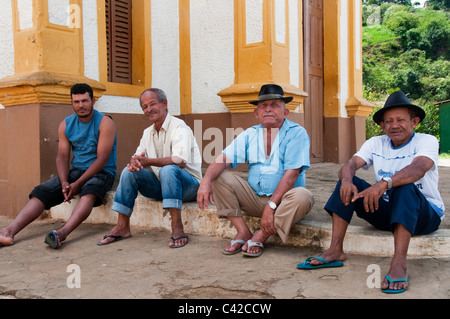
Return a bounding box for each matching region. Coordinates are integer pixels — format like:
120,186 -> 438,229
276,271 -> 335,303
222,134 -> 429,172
0,84 -> 117,249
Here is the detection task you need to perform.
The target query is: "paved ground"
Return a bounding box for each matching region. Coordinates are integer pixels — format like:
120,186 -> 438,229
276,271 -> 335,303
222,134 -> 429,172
0,161 -> 449,301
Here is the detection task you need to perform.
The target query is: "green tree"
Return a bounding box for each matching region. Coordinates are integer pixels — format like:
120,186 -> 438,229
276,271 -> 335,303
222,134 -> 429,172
384,8 -> 419,41
364,0 -> 412,5
427,0 -> 450,10
362,3 -> 449,140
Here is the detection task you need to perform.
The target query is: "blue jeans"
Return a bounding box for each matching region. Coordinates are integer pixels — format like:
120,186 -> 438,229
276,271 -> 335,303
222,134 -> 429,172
324,176 -> 441,236
111,165 -> 199,216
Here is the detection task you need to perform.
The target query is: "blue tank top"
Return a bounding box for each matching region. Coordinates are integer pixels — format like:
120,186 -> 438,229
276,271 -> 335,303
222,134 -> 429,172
65,110 -> 117,177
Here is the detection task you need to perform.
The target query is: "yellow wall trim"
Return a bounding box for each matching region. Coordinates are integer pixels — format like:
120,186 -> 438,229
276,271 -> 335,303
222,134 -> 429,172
179,0 -> 192,114
345,96 -> 375,117
0,0 -> 103,107
220,0 -> 304,114
11,0 -> 84,76
218,82 -> 307,113
0,71 -> 105,106
97,0 -> 151,98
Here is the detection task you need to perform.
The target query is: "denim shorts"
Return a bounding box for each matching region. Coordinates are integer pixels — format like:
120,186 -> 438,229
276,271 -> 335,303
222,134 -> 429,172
29,169 -> 115,209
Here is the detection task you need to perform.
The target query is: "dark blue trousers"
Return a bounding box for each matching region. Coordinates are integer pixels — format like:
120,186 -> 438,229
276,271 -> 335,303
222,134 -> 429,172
324,176 -> 441,235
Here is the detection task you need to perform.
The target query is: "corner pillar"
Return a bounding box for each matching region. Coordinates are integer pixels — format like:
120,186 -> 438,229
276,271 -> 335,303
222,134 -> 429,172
218,0 -> 307,126
0,0 -> 105,218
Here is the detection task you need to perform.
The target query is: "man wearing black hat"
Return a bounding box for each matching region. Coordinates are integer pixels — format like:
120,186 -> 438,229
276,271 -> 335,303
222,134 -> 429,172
197,84 -> 314,257
297,91 -> 444,294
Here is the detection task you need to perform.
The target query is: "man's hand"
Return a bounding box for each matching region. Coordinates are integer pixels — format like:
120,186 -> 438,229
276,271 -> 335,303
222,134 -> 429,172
197,181 -> 214,210
62,181 -> 71,203
339,179 -> 359,206
61,180 -> 82,203
127,152 -> 146,172
260,205 -> 277,236
351,181 -> 387,212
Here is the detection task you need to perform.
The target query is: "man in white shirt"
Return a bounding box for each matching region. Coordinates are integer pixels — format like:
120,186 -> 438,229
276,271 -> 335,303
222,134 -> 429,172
98,88 -> 202,248
297,91 -> 444,294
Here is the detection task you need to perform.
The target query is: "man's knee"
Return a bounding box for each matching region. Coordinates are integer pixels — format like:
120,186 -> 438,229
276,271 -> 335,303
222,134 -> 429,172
282,187 -> 314,216
212,171 -> 236,189
119,167 -> 133,180
391,183 -> 417,196
159,165 -> 180,180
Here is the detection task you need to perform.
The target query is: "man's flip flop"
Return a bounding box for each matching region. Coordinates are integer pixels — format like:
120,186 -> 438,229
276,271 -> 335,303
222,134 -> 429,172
222,239 -> 246,255
44,230 -> 60,249
97,235 -> 131,246
170,235 -> 189,248
296,256 -> 344,269
242,240 -> 264,257
381,275 -> 408,294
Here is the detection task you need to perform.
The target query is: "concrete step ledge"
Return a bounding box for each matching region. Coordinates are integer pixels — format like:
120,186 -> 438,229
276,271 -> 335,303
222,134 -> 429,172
50,193 -> 450,258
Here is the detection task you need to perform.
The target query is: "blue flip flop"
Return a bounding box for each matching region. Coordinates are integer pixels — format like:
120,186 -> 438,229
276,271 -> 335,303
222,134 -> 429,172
44,230 -> 60,249
296,256 -> 344,269
381,275 -> 408,294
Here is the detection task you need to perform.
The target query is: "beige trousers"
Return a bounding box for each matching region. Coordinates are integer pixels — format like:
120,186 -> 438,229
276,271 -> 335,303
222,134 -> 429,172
212,171 -> 314,243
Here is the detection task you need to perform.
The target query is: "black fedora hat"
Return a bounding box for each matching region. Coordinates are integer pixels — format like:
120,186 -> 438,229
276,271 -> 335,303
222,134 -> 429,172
373,90 -> 425,124
249,84 -> 293,106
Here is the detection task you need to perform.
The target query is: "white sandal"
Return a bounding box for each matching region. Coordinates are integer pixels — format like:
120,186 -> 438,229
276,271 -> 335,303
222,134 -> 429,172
242,240 -> 264,257
222,239 -> 246,255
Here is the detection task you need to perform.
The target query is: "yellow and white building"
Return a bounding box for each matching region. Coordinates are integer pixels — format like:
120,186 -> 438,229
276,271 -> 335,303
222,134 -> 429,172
0,0 -> 373,218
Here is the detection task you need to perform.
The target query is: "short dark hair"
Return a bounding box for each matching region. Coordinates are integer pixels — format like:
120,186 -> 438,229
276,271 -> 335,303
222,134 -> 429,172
71,83 -> 94,99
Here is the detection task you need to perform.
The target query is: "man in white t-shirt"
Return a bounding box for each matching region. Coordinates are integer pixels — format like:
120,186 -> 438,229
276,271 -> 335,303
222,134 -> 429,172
297,91 -> 444,294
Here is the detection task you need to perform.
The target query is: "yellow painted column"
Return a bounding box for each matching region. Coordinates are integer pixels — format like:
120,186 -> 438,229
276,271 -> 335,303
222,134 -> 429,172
0,0 -> 105,107
179,0 -> 192,115
323,0 -> 340,118
345,0 -> 373,118
218,0 -> 306,113
0,0 -> 105,219
323,0 -> 373,163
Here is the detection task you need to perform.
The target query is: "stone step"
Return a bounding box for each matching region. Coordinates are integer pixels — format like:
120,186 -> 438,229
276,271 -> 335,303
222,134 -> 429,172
50,192 -> 450,258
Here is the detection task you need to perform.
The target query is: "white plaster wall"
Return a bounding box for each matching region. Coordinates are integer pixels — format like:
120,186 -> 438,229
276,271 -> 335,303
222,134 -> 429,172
151,0 -> 180,115
17,0 -> 33,30
275,0 -> 286,44
0,1 -> 15,80
246,0 -> 263,44
48,0 -> 70,26
83,0 -> 100,81
95,95 -> 142,114
190,0 -> 234,114
339,0 -> 349,118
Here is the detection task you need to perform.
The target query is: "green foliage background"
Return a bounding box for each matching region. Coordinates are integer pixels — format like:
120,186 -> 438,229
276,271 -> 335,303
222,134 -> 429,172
362,1 -> 449,143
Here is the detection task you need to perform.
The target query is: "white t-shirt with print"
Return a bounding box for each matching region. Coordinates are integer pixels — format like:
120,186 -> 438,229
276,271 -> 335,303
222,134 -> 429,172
355,133 -> 445,218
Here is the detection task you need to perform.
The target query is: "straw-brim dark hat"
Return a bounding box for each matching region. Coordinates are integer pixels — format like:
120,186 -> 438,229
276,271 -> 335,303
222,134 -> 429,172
249,84 -> 293,106
373,90 -> 425,124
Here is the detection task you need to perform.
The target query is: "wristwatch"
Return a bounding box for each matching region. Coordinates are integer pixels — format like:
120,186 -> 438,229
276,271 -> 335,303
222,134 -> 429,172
268,200 -> 277,210
382,176 -> 392,190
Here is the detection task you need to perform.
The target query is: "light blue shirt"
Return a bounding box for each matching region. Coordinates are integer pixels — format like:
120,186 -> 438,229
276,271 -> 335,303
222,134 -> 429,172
223,119 -> 310,196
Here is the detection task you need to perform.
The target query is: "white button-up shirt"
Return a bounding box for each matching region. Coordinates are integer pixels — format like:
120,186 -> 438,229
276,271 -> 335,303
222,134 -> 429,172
135,113 -> 202,182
